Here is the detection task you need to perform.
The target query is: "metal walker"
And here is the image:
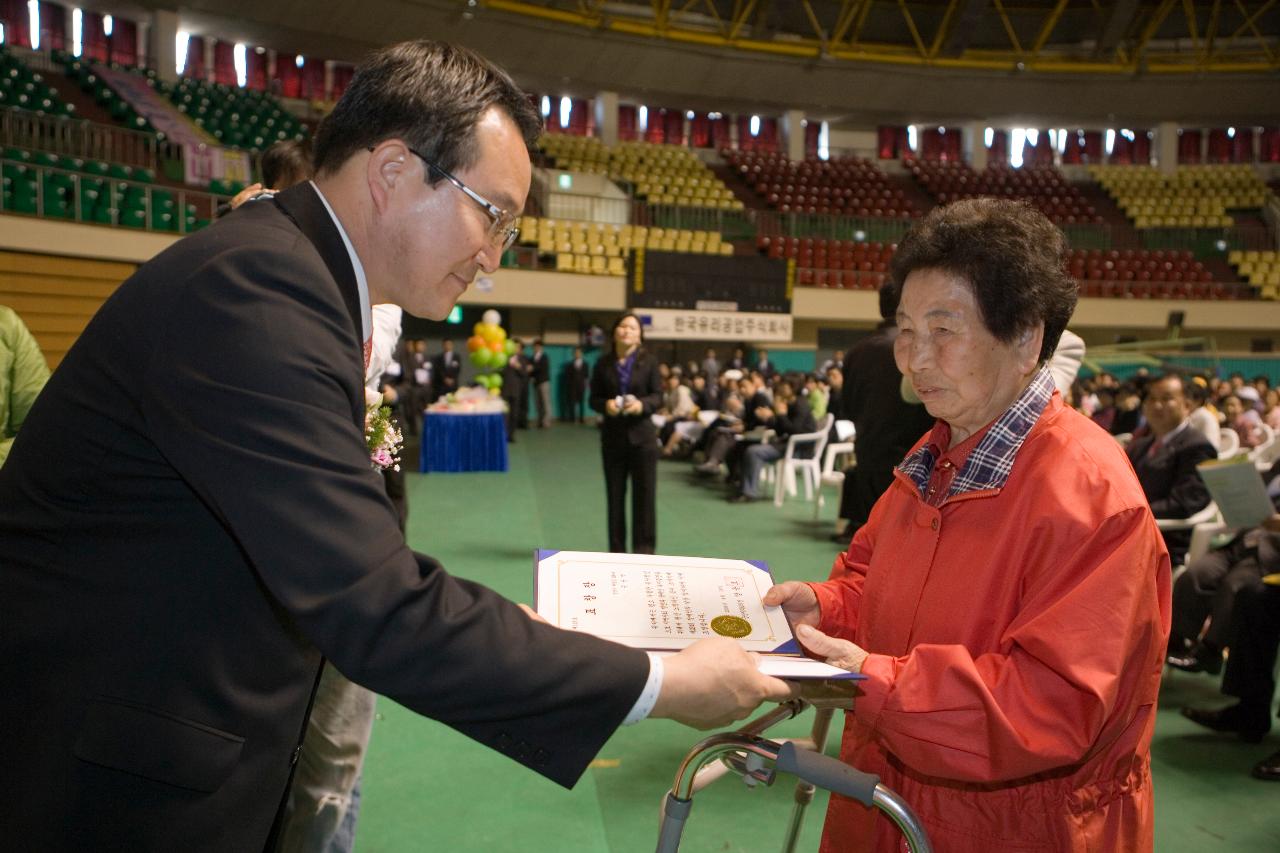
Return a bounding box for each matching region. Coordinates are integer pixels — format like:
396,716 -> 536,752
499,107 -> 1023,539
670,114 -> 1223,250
654,692 -> 932,853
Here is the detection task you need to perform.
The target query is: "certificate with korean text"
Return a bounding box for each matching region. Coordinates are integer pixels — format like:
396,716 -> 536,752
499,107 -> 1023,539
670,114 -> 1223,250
534,550 -> 861,680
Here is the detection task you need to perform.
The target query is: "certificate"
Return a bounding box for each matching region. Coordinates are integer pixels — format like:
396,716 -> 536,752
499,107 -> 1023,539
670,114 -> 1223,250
534,549 -> 861,680
1197,455 -> 1274,530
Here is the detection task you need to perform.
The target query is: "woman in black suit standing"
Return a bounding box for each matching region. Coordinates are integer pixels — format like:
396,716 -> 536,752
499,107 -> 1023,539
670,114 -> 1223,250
590,313 -> 664,554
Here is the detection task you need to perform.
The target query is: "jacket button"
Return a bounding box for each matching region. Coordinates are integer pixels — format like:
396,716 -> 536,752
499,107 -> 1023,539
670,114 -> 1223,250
930,518 -> 939,531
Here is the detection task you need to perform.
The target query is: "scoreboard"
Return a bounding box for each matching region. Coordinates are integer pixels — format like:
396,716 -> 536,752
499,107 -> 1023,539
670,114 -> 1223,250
627,250 -> 793,315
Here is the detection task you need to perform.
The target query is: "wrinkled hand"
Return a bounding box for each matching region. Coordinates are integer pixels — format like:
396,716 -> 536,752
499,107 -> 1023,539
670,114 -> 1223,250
762,582 -> 821,630
1262,514 -> 1280,533
650,637 -> 796,729
794,624 -> 868,673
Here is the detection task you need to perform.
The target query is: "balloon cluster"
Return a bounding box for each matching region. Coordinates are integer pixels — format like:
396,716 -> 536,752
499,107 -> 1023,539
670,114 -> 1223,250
467,309 -> 516,396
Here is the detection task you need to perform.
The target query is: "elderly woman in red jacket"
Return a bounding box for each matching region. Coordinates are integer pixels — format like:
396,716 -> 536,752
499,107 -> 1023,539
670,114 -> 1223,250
767,198 -> 1170,852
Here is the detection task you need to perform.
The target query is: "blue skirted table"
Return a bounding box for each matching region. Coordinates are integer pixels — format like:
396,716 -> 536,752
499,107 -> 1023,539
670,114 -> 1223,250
420,411 -> 509,473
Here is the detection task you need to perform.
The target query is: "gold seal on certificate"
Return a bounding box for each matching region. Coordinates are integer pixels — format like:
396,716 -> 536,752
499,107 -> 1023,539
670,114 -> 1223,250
710,615 -> 752,638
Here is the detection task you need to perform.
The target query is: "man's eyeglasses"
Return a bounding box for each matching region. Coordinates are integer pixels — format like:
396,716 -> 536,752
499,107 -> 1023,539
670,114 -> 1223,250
406,147 -> 520,252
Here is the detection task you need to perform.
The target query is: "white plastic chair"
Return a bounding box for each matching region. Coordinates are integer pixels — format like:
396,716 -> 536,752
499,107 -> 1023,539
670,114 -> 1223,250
1156,502 -> 1226,577
814,441 -> 855,519
771,414 -> 834,507
1217,428 -> 1240,460
1249,423 -> 1279,470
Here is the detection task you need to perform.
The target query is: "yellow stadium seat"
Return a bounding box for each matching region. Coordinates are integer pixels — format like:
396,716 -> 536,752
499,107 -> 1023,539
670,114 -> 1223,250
555,253 -> 574,272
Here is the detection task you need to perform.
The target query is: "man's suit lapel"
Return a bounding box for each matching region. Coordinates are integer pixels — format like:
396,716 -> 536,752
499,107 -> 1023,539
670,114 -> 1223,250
273,183 -> 366,430
273,183 -> 363,360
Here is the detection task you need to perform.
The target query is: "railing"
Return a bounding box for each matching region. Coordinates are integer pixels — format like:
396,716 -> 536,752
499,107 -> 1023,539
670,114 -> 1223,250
1139,222 -> 1276,256
0,160 -> 227,234
1,105 -> 181,172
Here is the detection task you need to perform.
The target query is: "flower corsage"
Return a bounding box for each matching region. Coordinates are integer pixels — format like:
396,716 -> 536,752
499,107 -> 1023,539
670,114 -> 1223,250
364,389 -> 403,472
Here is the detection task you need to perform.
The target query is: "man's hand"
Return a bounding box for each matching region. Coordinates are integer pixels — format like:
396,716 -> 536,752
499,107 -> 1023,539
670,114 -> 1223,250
762,582 -> 821,629
650,638 -> 795,729
604,398 -> 621,416
1261,513 -> 1280,533
754,406 -> 774,422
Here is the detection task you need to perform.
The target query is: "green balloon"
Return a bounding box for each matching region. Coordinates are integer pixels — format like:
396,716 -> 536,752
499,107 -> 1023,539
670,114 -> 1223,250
489,373 -> 503,389
504,339 -> 518,356
488,348 -> 506,369
469,350 -> 488,368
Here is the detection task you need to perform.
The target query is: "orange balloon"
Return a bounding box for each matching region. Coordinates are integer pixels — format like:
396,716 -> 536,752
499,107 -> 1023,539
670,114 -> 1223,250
467,335 -> 485,352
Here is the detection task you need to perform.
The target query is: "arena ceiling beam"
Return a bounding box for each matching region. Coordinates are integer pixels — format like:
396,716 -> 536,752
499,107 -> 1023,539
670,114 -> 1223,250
482,0 -> 1280,73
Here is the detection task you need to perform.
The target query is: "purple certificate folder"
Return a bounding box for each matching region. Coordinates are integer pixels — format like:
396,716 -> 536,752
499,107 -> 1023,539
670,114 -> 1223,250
534,549 -> 863,681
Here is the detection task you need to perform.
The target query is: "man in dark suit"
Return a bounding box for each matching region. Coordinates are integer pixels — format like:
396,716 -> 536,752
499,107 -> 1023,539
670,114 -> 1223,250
530,338 -> 551,427
1181,576 -> 1280,780
0,41 -> 788,852
561,345 -> 589,422
1126,373 -> 1217,565
753,347 -> 776,381
401,338 -> 432,433
834,284 -> 935,541
430,338 -> 461,402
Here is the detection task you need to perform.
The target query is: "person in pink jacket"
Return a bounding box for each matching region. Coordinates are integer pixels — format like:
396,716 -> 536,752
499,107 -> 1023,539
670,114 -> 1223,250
768,198 -> 1170,852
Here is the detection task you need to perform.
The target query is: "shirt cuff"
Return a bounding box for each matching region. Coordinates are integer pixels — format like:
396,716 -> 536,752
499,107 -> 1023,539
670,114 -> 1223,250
621,652 -> 664,725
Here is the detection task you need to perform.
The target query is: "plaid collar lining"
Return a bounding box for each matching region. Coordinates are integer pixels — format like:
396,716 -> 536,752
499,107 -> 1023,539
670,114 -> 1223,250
898,366 -> 1055,501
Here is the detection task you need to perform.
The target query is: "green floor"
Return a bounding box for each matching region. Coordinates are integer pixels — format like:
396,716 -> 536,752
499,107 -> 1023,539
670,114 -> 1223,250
356,425 -> 1280,852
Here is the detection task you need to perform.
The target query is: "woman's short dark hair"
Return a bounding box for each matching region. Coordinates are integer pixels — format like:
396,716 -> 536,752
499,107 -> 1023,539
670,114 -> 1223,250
312,40 -> 541,179
260,139 -> 312,189
886,198 -> 1077,363
611,312 -> 645,343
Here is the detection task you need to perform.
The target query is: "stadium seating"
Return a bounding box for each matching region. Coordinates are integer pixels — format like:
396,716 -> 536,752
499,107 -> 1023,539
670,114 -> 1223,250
756,235 -> 895,290
0,48 -> 77,117
1229,250 -> 1280,299
2,146 -> 210,232
726,151 -> 914,218
906,158 -> 1099,224
538,135 -> 743,210
517,215 -> 731,275
1091,164 -> 1270,229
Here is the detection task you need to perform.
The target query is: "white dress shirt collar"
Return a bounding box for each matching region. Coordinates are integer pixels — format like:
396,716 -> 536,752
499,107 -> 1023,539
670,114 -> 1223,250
309,181 -> 371,342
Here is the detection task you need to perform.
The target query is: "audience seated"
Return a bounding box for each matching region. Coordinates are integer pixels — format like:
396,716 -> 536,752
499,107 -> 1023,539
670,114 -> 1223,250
1168,484 -> 1280,675
727,376 -> 815,504
1180,575 -> 1280,781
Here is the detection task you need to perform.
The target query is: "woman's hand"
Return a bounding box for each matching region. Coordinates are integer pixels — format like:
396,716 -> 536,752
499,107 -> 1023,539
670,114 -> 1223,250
604,398 -> 621,416
794,625 -> 868,674
763,582 -> 821,629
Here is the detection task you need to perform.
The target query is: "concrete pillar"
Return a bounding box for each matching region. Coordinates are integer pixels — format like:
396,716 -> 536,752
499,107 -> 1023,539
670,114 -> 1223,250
782,109 -> 806,161
964,122 -> 987,171
594,90 -> 618,148
1155,121 -> 1179,175
149,9 -> 179,83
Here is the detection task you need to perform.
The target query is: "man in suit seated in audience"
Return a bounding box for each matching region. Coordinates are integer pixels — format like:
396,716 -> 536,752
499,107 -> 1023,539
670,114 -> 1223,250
695,376 -> 771,477
1167,469 -> 1280,675
1126,373 -> 1217,565
1181,569 -> 1280,781
728,376 -> 816,503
